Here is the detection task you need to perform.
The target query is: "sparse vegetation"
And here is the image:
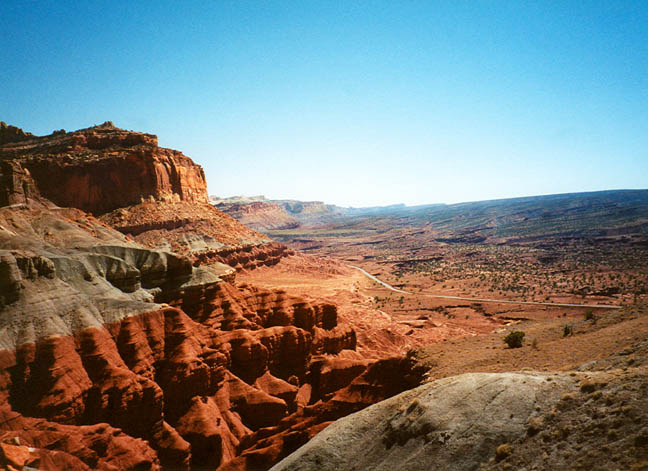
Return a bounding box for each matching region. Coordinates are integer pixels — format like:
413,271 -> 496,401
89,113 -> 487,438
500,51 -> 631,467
504,331 -> 525,348
495,443 -> 513,461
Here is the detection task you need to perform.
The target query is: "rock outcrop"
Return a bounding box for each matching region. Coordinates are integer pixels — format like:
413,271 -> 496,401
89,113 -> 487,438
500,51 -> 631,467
0,123 -> 289,270
0,159 -> 423,470
0,122 -> 34,146
224,356 -> 425,471
278,200 -> 335,224
214,201 -> 300,231
0,122 -> 206,214
98,201 -> 289,269
273,357 -> 648,471
0,160 -> 43,208
271,372 -> 576,471
212,196 -> 349,231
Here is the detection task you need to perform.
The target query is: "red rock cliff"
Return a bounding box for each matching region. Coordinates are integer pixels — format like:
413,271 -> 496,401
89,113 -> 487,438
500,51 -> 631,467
0,122 -> 208,215
0,124 -> 424,470
0,122 -> 285,270
0,202 -> 423,471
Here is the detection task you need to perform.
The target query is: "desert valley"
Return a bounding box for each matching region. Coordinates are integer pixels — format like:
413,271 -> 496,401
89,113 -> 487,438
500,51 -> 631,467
0,122 -> 646,471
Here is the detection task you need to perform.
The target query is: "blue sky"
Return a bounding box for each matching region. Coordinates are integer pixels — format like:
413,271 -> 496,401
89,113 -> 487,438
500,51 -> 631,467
2,1 -> 647,206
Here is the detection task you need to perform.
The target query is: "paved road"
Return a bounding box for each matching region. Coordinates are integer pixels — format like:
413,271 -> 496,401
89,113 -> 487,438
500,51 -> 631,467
350,265 -> 623,310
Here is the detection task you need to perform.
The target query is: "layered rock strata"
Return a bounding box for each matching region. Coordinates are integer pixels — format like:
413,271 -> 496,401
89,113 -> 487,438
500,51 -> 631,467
0,123 -> 424,470
0,123 -> 286,270
212,197 -> 344,231
98,201 -> 290,269
0,202 -> 423,470
0,122 -> 205,214
214,201 -> 300,231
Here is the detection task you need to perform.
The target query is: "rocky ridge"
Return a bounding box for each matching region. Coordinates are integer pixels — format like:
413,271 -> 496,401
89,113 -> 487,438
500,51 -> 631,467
211,196 -> 343,230
0,123 -> 288,270
213,201 -> 300,231
271,371 -> 577,471
98,201 -> 291,270
0,122 -> 34,146
0,121 -> 205,214
271,305 -> 648,471
272,364 -> 648,471
0,123 -> 424,470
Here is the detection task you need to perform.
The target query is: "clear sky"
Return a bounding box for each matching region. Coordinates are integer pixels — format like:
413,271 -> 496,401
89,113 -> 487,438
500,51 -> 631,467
2,1 -> 647,207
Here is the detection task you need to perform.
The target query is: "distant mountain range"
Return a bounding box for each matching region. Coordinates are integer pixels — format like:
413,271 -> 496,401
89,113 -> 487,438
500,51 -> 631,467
211,190 -> 648,241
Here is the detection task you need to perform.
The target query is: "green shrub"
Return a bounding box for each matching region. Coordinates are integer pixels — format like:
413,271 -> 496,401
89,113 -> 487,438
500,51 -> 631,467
584,309 -> 595,321
504,331 -> 525,348
563,324 -> 573,337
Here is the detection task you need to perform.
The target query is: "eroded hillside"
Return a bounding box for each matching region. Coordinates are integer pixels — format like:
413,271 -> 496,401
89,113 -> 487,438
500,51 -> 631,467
0,123 -> 423,471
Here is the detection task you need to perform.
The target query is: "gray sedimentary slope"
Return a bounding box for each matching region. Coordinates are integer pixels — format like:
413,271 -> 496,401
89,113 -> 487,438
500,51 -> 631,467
0,205 -> 232,350
271,372 -> 575,471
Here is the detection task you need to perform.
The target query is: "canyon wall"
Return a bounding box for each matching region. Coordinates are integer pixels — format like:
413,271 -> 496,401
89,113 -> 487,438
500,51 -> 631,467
0,122 -> 207,215
0,203 -> 422,470
0,123 -> 286,270
0,123 -> 424,470
214,201 -> 300,231
211,196 -> 347,231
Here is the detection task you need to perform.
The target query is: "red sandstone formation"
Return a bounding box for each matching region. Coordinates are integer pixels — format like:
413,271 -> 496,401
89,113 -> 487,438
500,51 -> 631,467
220,356 -> 425,471
0,123 -> 424,471
0,201 -> 421,471
98,200 -> 291,270
0,122 -> 34,146
0,160 -> 43,207
0,123 -> 287,270
214,201 -> 300,231
0,122 -> 206,214
213,197 -> 345,231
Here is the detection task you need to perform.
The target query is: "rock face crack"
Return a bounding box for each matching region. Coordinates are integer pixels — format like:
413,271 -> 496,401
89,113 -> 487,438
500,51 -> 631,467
455,385 -> 511,440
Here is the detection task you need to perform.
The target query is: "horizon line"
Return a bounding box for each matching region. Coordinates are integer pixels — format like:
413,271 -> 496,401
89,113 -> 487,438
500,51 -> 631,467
210,187 -> 648,210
